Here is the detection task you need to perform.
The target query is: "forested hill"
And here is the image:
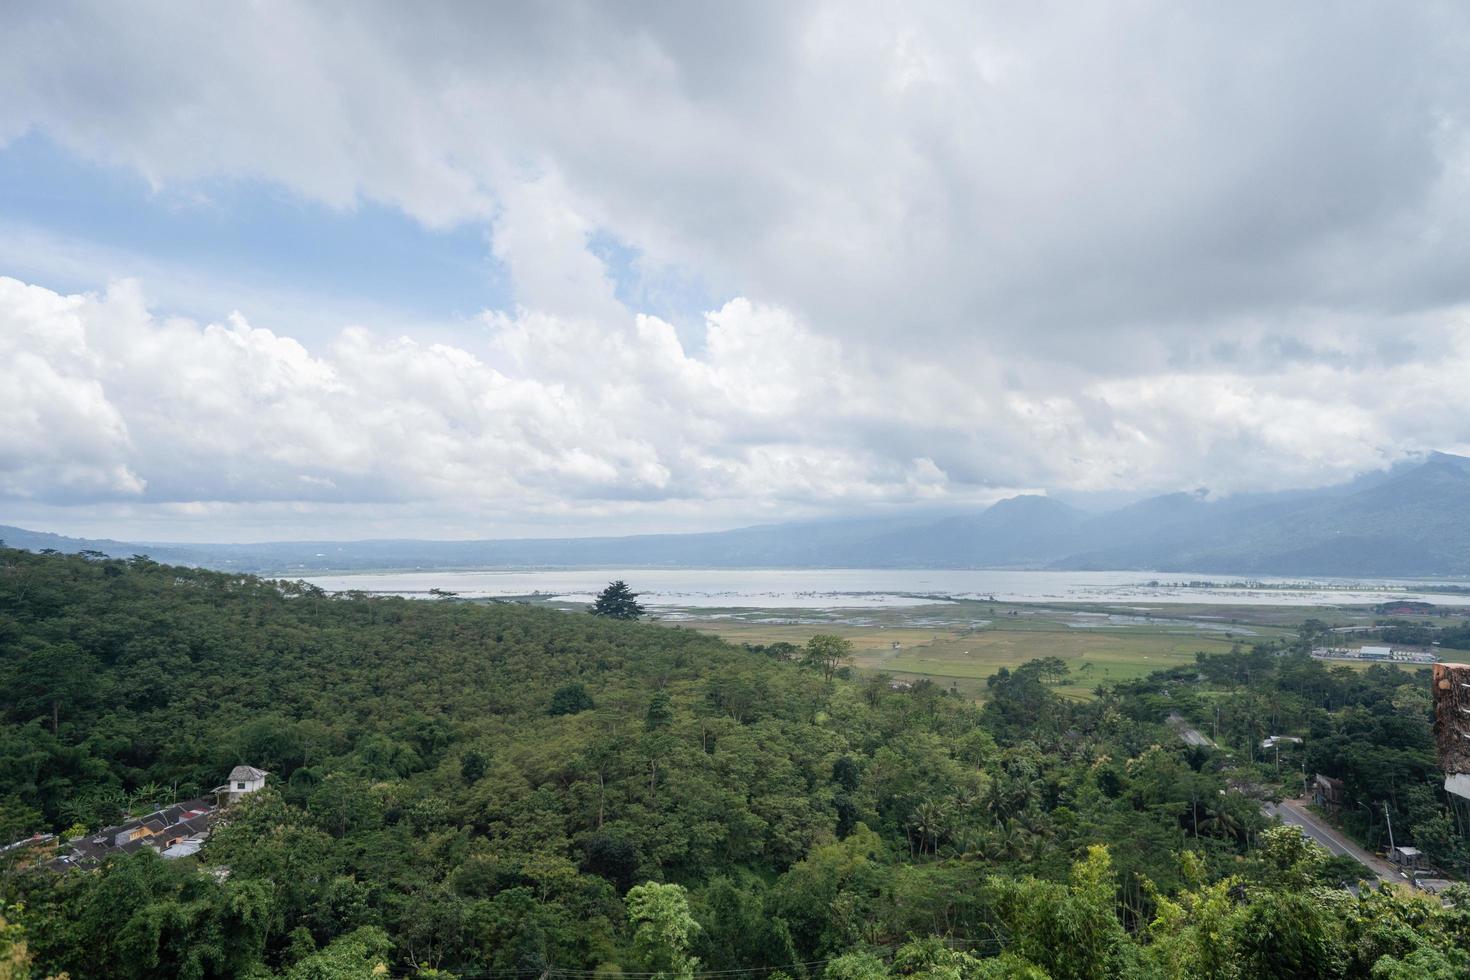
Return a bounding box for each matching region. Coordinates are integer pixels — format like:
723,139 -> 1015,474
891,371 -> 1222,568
2,548 -> 1469,977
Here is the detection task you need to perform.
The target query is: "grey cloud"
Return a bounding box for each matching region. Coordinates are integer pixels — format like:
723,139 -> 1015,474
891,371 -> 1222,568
10,2 -> 1468,341
6,3 -> 1470,534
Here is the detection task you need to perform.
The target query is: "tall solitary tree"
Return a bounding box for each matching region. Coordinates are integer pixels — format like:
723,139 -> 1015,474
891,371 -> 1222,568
591,580 -> 646,620
804,633 -> 853,681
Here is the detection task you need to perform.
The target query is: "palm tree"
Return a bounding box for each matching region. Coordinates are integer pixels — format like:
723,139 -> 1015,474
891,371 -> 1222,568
909,799 -> 950,857
1199,798 -> 1246,844
950,785 -> 982,852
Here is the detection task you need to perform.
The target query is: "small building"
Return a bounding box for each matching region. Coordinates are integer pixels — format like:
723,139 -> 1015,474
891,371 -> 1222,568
1312,774 -> 1345,811
1388,845 -> 1423,870
1314,644 -> 1437,665
215,765 -> 269,806
1261,735 -> 1303,751
161,838 -> 205,859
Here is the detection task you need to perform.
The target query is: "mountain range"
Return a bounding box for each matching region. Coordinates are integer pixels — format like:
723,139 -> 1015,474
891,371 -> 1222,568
5,452 -> 1470,577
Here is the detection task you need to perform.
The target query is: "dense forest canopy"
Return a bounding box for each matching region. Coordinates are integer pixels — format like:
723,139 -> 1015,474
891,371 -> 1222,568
1,547 -> 1469,978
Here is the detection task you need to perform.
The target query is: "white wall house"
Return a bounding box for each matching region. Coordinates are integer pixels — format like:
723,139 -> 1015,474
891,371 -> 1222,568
216,765 -> 269,805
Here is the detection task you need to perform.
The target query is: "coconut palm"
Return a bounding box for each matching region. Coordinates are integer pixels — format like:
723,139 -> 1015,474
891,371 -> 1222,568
909,798 -> 951,857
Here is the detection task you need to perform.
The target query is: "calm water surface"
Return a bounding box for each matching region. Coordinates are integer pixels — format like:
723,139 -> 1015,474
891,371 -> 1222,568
300,568 -> 1470,609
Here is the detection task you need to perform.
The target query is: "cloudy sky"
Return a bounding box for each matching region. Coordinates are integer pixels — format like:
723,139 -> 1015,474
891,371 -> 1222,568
4,2 -> 1470,542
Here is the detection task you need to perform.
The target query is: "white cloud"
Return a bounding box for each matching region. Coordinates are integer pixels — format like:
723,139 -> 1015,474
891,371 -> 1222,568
5,4 -> 1470,535
0,274 -> 981,529
5,270 -> 1470,539
0,278 -> 143,498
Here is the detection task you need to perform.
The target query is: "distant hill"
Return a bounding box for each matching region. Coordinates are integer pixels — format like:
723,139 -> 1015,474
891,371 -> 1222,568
0,524 -> 210,566
7,452 -> 1470,576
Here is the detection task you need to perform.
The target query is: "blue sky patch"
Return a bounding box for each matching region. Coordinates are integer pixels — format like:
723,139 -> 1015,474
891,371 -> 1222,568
0,131 -> 513,328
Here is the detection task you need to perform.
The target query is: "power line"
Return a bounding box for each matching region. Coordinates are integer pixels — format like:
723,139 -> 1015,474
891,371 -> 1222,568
382,936 -> 1009,979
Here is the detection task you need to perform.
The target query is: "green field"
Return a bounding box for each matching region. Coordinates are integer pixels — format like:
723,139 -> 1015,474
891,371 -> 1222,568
677,601 -> 1301,700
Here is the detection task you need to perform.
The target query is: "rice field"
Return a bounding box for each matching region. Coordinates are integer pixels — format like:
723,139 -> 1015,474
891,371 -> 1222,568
677,601 -> 1299,700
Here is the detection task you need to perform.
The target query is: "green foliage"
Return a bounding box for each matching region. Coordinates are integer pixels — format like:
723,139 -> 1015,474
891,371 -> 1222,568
691,875 -> 796,972
823,950 -> 889,980
0,904 -> 34,980
625,882 -> 699,978
458,750 -> 486,785
24,850 -> 270,979
590,581 -> 645,620
3,548 -> 1470,977
549,683 -> 595,716
803,634 -> 852,681
284,926 -> 391,979
991,846 -> 1138,980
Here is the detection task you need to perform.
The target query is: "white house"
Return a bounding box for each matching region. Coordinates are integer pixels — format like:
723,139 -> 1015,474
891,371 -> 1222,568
215,765 -> 269,805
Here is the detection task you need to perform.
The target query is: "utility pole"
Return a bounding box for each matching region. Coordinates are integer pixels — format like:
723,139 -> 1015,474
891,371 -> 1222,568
1357,800 -> 1377,849
1383,801 -> 1395,854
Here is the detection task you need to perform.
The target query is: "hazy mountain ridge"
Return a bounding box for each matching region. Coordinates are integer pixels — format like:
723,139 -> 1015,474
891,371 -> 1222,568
6,453 -> 1469,576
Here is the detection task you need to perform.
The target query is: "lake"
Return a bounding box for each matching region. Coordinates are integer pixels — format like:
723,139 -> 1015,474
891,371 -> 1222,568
300,567 -> 1470,609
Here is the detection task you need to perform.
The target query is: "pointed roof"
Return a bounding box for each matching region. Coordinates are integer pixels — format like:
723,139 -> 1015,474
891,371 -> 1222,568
227,765 -> 269,782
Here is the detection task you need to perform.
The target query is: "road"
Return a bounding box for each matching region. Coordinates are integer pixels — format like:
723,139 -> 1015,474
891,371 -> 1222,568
1263,798 -> 1402,886
1166,712 -> 1216,748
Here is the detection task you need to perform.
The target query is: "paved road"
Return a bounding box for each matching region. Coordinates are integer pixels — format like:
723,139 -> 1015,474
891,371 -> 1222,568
1263,798 -> 1402,886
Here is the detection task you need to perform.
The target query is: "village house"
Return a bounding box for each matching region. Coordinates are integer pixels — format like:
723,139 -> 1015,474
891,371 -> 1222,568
216,764 -> 269,806
1312,773 -> 1345,812
53,798 -> 217,869
45,765 -> 268,871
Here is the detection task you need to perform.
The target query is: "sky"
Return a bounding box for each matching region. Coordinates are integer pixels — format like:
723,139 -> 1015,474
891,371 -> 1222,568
4,2 -> 1470,542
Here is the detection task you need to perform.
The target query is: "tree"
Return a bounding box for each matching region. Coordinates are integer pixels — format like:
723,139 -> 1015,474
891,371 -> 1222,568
307,774 -> 382,837
9,641 -> 97,735
803,634 -> 852,681
590,581 -> 645,620
0,904 -> 34,980
1033,656 -> 1070,686
549,682 -> 595,716
285,926 -> 393,980
993,846 -> 1138,980
645,690 -> 674,730
581,835 -> 640,893
832,756 -> 861,792
1229,889 -> 1343,979
460,750 -> 487,785
625,882 -> 700,979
